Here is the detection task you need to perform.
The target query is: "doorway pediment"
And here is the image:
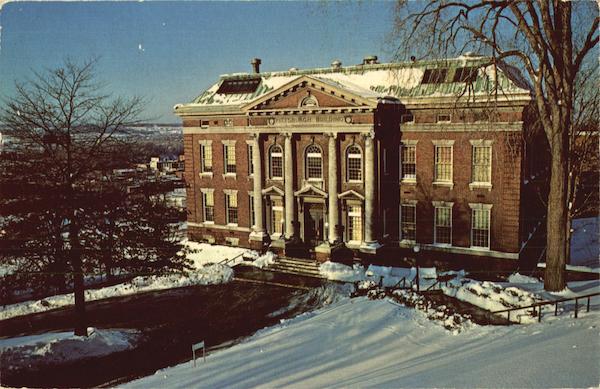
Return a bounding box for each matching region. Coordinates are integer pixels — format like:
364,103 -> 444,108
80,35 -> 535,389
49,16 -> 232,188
294,184 -> 328,198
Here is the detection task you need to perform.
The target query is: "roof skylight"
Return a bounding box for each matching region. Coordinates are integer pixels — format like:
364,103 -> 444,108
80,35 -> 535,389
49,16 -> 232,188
217,78 -> 261,94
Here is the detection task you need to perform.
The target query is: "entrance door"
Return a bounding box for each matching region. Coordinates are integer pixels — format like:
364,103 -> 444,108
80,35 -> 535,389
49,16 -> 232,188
304,203 -> 324,245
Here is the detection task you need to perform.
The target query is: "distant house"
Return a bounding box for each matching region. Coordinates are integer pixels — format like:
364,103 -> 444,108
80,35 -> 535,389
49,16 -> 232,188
174,55 -> 542,269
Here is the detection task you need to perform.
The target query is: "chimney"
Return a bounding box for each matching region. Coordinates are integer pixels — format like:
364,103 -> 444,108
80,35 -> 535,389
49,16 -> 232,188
331,60 -> 342,69
363,55 -> 378,65
251,58 -> 261,74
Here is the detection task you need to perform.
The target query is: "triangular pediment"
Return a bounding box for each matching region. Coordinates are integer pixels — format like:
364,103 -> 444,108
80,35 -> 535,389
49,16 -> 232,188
262,185 -> 285,196
242,76 -> 376,112
338,190 -> 365,201
294,184 -> 328,198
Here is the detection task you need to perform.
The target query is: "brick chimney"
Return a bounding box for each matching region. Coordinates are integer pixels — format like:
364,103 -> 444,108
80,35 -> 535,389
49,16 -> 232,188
251,58 -> 262,74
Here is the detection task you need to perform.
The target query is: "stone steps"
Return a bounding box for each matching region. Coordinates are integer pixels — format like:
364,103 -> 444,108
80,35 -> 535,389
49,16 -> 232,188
266,257 -> 324,279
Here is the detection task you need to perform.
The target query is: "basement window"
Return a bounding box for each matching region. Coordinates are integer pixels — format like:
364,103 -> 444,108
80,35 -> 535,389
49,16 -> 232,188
217,78 -> 261,94
421,68 -> 448,84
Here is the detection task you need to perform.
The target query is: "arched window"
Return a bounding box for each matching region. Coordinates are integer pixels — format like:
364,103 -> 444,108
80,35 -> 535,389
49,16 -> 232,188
305,144 -> 323,180
269,144 -> 283,179
346,145 -> 362,182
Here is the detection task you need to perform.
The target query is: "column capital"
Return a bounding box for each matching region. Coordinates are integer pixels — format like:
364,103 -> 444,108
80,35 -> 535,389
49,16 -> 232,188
363,130 -> 375,141
283,132 -> 293,139
326,132 -> 337,139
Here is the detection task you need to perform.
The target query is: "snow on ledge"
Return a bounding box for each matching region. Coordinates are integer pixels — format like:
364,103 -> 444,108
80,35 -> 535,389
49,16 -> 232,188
537,263 -> 600,274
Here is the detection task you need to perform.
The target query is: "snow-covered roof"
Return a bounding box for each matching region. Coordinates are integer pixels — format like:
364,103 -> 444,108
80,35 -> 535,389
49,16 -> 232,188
177,56 -> 531,114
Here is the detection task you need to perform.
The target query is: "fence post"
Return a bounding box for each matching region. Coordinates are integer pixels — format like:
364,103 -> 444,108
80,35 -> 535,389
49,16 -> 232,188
538,305 -> 542,322
555,302 -> 558,316
574,299 -> 579,318
587,297 -> 591,313
507,310 -> 510,323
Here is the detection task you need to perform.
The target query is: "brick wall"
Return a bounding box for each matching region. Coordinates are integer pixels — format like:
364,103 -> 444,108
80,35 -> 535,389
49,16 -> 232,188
398,129 -> 523,253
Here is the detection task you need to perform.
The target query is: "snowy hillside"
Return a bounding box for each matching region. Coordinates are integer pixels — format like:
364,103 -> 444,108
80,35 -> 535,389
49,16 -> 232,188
124,297 -> 600,388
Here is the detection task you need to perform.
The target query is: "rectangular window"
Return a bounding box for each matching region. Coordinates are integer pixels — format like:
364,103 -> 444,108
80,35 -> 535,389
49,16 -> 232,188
225,192 -> 238,225
306,155 -> 322,179
401,144 -> 416,181
453,66 -> 478,83
270,199 -> 283,236
401,114 -> 414,124
347,151 -> 362,182
249,194 -> 255,228
472,208 -> 490,248
247,144 -> 254,176
202,191 -> 214,223
434,206 -> 452,245
400,204 -> 416,242
347,204 -> 363,243
436,114 -> 451,123
224,143 -> 236,174
472,145 -> 492,184
434,145 -> 453,182
200,144 -> 213,173
270,148 -> 283,179
422,68 -> 448,84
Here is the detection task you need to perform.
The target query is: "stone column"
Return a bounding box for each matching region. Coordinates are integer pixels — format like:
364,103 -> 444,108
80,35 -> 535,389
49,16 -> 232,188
362,131 -> 377,247
284,133 -> 295,239
250,134 -> 266,240
328,133 -> 339,244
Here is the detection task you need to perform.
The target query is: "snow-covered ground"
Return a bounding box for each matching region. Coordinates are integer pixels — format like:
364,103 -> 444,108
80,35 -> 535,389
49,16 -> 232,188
1,328 -> 140,372
0,240 -> 250,321
123,297 -> 600,388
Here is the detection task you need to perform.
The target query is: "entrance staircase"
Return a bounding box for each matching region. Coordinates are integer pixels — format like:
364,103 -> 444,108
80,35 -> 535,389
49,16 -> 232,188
266,256 -> 323,279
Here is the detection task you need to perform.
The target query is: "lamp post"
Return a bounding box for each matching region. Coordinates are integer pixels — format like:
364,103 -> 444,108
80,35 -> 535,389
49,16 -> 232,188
413,244 -> 420,292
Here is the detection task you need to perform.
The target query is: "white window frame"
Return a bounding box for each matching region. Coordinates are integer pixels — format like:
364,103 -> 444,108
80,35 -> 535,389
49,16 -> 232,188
432,201 -> 453,246
469,203 -> 492,249
199,140 -> 213,176
248,192 -> 255,228
436,113 -> 452,123
269,198 -> 284,238
223,140 -> 236,176
224,190 -> 238,226
432,140 -> 454,187
269,144 -> 284,180
469,140 -> 493,190
246,141 -> 254,177
399,201 -> 417,243
305,144 -> 323,181
346,145 -> 363,183
200,188 -> 214,224
400,140 -> 417,183
346,203 -> 363,244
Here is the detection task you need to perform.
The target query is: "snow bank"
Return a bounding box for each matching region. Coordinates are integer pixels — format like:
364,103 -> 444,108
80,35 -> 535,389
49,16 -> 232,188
319,262 -> 365,282
570,217 -> 600,268
183,239 -> 249,267
1,328 -> 140,371
444,280 -> 542,323
249,251 -> 277,269
123,298 -> 600,389
507,272 -> 540,284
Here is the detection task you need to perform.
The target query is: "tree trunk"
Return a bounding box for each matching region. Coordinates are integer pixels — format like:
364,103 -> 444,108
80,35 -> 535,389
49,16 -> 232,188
544,130 -> 569,291
70,220 -> 87,336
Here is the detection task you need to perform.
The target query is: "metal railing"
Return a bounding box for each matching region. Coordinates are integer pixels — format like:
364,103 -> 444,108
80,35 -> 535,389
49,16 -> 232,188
488,292 -> 600,324
218,252 -> 246,267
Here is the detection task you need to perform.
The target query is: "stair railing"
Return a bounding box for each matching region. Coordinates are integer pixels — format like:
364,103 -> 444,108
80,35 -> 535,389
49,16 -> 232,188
487,291 -> 600,324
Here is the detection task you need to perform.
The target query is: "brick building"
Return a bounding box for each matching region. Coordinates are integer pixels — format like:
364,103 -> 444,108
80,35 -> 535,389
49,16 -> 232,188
175,55 -> 540,268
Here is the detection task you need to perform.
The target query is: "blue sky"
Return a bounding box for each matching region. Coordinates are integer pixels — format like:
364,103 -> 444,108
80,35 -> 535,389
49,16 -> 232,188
0,1 -> 396,123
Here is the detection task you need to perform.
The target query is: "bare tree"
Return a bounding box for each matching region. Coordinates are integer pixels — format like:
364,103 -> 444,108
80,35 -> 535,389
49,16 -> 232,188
0,59 -> 189,335
392,0 -> 599,291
